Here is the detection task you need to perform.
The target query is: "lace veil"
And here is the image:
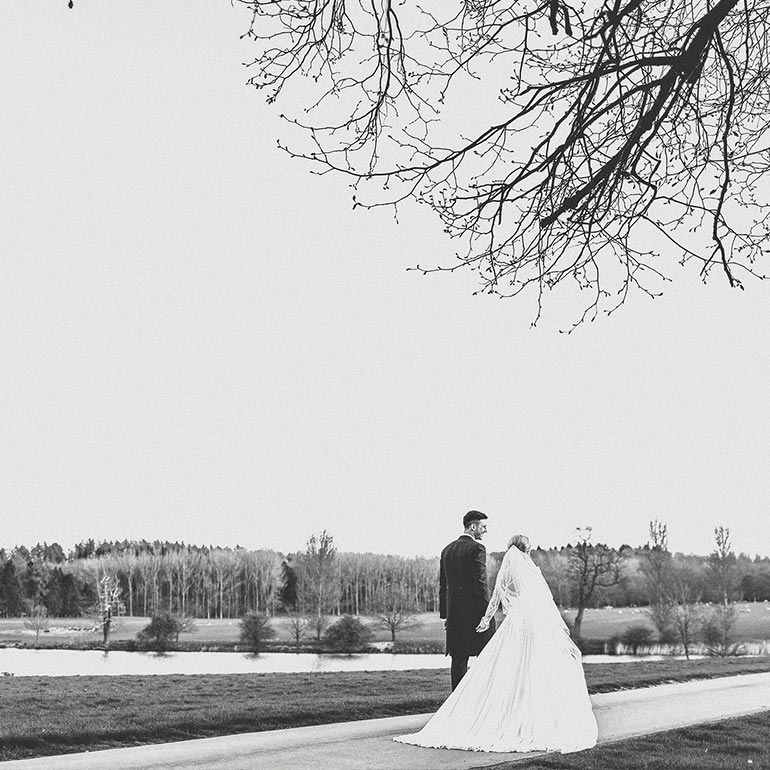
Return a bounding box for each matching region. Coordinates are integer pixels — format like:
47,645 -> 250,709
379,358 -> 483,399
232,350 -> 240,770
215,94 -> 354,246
481,545 -> 570,633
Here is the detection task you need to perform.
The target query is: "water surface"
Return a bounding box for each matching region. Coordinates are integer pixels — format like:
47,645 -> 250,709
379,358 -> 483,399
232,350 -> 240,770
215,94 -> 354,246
0,649 -> 693,677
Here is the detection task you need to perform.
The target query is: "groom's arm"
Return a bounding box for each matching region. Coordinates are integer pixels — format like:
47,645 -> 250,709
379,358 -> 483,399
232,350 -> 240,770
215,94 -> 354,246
439,553 -> 447,619
471,543 -> 489,604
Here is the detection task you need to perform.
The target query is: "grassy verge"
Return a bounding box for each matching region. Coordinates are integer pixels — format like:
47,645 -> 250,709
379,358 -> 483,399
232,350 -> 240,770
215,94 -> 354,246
1,657 -> 770,761
483,712 -> 770,770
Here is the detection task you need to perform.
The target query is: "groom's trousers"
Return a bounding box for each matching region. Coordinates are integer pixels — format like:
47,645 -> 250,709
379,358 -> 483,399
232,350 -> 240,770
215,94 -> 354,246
451,655 -> 469,690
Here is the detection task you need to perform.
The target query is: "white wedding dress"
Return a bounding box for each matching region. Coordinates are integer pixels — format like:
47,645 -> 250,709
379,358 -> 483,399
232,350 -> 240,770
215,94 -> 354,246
395,546 -> 598,753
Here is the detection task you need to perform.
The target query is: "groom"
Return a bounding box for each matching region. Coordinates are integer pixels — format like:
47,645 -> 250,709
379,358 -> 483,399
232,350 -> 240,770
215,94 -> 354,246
440,510 -> 496,690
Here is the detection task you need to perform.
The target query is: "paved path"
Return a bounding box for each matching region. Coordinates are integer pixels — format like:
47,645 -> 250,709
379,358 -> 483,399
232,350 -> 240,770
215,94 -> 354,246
3,673 -> 770,770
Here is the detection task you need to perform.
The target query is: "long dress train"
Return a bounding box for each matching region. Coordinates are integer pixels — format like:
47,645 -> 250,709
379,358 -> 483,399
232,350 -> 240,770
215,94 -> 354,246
395,545 -> 598,753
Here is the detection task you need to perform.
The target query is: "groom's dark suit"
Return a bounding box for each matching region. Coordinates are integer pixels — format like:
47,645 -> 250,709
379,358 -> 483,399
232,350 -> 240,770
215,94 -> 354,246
440,534 -> 496,690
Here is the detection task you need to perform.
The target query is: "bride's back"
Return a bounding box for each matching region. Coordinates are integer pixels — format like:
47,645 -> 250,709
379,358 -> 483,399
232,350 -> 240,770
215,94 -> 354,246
496,547 -> 566,627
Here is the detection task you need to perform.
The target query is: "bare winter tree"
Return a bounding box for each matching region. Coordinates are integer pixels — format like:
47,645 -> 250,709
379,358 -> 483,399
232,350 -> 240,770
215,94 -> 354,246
95,575 -> 124,650
669,561 -> 703,659
640,519 -> 674,640
373,577 -> 422,642
703,524 -> 742,655
23,602 -> 50,643
240,0 -> 770,323
296,530 -> 341,640
708,524 -> 738,605
567,526 -> 624,638
283,611 -> 312,650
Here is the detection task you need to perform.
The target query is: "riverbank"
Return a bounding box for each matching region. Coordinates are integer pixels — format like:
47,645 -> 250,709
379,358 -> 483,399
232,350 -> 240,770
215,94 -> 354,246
0,638 -> 446,655
5,637 -> 770,658
2,658 -> 770,761
2,605 -> 769,655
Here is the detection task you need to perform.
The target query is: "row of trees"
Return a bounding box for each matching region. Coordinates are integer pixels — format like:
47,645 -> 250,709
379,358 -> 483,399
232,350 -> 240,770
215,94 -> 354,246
533,524 -> 770,638
0,542 -> 285,620
279,531 -> 439,639
2,528 -> 769,641
0,538 -> 439,627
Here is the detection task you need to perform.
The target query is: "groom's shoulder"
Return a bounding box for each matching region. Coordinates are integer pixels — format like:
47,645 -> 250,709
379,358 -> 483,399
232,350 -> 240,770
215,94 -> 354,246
441,537 -> 462,556
441,538 -> 457,555
442,536 -> 485,555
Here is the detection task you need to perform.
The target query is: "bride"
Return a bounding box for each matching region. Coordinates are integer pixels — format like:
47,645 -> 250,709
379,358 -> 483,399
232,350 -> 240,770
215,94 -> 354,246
395,535 -> 597,753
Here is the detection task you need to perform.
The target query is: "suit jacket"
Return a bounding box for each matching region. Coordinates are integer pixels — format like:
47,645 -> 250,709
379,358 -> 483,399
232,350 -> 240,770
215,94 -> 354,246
439,535 -> 496,657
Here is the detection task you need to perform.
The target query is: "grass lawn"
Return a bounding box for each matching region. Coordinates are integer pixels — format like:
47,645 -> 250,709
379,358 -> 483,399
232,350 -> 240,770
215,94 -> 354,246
486,712 -> 770,770
2,657 -> 770,761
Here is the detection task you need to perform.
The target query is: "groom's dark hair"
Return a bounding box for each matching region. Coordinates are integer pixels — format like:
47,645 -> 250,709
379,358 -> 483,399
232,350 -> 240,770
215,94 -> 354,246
463,510 -> 488,527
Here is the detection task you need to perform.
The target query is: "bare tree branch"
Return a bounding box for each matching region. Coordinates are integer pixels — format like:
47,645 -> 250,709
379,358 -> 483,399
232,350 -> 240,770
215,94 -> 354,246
242,0 -> 770,323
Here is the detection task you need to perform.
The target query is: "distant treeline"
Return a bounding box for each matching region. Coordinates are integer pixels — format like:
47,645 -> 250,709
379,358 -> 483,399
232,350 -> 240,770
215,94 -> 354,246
1,537 -> 769,620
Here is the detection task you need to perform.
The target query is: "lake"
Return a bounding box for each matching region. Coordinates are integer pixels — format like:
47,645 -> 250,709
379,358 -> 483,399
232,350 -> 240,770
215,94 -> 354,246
0,649 -> 698,677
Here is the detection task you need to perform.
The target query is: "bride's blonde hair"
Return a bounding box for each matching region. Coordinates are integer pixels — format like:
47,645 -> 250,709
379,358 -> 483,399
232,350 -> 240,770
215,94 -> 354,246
508,534 -> 530,553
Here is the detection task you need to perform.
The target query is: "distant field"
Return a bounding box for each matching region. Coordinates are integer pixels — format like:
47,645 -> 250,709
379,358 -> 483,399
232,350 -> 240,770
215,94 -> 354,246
1,602 -> 769,647
0,616 -> 240,647
562,603 -> 770,641
0,615 -> 440,647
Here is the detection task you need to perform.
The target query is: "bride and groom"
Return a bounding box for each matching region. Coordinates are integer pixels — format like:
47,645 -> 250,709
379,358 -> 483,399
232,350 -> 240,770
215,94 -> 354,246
396,510 -> 598,754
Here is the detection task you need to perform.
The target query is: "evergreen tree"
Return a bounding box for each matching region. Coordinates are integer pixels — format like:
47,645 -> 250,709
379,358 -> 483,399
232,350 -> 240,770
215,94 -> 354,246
0,559 -> 23,616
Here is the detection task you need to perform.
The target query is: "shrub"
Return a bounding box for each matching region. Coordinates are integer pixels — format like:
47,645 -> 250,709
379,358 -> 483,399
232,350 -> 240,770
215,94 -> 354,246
239,612 -> 275,655
136,613 -> 181,653
702,605 -> 744,657
574,637 -> 606,655
606,634 -> 623,654
620,624 -> 654,654
323,615 -> 373,654
391,640 -> 445,655
657,627 -> 679,645
282,613 -> 311,651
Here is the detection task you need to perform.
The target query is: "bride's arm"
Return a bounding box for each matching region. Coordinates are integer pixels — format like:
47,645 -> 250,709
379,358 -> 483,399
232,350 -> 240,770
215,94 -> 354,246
476,550 -> 526,632
476,562 -> 507,632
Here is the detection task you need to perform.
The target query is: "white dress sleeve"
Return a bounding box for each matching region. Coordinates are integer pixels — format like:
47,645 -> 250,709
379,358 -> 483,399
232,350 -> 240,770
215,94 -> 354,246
479,547 -> 523,628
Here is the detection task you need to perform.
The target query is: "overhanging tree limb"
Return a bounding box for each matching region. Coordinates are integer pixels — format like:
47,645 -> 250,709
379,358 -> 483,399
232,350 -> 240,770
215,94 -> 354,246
243,0 -> 770,323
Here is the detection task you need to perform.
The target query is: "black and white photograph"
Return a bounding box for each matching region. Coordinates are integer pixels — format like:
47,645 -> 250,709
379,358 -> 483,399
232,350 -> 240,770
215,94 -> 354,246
2,1 -> 770,768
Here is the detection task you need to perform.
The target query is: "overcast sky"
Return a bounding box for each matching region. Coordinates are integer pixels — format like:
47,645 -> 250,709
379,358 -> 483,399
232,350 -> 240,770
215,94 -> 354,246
2,1 -> 769,560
